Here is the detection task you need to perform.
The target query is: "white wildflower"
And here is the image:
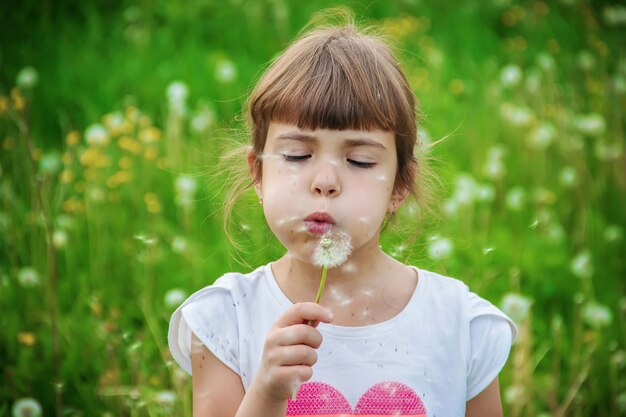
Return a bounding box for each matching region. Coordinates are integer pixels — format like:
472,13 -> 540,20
527,121 -> 556,150
501,293 -> 532,322
190,107 -> 215,135
559,166 -> 578,188
499,64 -> 523,88
504,385 -> 525,404
427,236 -> 453,260
476,183 -> 496,203
536,51 -> 556,73
154,390 -> 177,407
175,175 -> 198,206
171,236 -> 187,253
595,141 -> 623,161
16,67 -> 39,90
577,50 -> 595,70
17,267 -> 40,288
39,153 -> 62,175
52,230 -> 68,249
167,81 -> 189,115
604,225 -> 623,242
313,230 -> 352,268
582,302 -> 613,328
603,5 -> 626,26
574,113 -> 606,136
12,398 -> 42,417
215,59 -> 237,83
483,145 -> 506,180
164,289 -> 187,309
570,250 -> 593,279
505,187 -> 525,211
500,103 -> 535,127
85,123 -> 109,147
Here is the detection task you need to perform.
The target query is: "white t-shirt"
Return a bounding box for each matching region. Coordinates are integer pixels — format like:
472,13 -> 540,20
168,264 -> 517,417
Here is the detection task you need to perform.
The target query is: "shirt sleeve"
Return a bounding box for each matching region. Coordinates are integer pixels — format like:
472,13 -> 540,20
167,285 -> 240,376
466,293 -> 517,400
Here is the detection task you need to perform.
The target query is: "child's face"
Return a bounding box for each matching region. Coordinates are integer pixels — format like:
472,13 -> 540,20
253,122 -> 405,264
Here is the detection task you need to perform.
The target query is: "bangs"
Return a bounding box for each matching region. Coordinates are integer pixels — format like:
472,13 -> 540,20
250,28 -> 415,135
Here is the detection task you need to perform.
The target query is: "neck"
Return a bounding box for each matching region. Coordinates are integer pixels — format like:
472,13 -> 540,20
272,235 -> 396,305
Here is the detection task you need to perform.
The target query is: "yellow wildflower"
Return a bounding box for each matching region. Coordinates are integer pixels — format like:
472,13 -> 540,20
139,115 -> 152,128
60,170 -> 74,183
144,192 -> 162,213
119,156 -> 132,169
139,126 -> 161,143
66,131 -> 80,146
0,96 -> 8,114
11,88 -> 25,111
18,332 -> 36,346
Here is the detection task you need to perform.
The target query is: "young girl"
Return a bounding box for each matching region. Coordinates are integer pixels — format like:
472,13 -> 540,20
169,22 -> 516,417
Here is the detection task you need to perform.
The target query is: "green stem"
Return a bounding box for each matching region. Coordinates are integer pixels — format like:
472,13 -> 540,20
314,265 -> 328,304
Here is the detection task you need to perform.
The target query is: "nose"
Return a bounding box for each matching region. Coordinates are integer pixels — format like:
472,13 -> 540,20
311,160 -> 341,197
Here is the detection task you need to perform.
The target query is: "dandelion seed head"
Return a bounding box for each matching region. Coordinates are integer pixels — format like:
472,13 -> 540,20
571,250 -> 593,279
312,230 -> 352,268
85,123 -> 109,147
500,64 -> 523,88
16,67 -> 39,90
582,302 -> 613,328
215,59 -> 237,84
501,293 -> 532,322
171,236 -> 187,253
559,166 -> 578,188
427,236 -> 453,260
17,267 -> 39,288
12,398 -> 42,417
167,81 -> 189,115
52,230 -> 68,249
505,187 -> 525,211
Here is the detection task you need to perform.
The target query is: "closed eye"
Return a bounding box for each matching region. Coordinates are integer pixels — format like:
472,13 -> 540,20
348,159 -> 376,169
283,154 -> 311,162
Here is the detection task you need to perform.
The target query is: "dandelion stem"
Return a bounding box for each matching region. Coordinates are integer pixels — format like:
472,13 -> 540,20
314,265 -> 328,304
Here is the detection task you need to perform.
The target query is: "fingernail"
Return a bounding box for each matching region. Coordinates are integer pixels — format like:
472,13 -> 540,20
327,311 -> 334,321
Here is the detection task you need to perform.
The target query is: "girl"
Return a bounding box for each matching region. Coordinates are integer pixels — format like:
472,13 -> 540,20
169,22 -> 516,417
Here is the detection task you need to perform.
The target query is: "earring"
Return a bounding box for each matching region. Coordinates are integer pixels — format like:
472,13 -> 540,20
259,197 -> 263,206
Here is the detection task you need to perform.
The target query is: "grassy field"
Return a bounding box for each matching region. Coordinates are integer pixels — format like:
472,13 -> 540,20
1,0 -> 625,416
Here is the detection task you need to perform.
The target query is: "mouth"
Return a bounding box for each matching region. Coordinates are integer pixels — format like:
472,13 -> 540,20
304,211 -> 336,235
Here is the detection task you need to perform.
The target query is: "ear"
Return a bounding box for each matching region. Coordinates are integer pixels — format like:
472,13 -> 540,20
387,187 -> 409,213
246,147 -> 262,199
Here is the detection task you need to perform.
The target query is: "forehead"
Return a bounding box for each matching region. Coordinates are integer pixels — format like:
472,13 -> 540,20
267,122 -> 395,149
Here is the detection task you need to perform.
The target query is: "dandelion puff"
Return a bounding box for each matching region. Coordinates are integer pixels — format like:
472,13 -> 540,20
85,123 -> 109,147
164,289 -> 187,309
12,398 -> 42,417
171,236 -> 187,253
427,236 -> 453,260
571,250 -> 593,279
52,230 -> 68,249
313,230 -> 352,269
501,293 -> 532,323
16,67 -> 39,90
17,267 -> 40,288
499,64 -> 523,88
582,302 -> 613,328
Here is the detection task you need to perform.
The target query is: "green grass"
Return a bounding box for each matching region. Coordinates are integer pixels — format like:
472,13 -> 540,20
1,0 -> 625,416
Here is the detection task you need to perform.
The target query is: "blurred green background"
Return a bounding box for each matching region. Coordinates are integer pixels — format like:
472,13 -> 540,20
1,0 -> 625,416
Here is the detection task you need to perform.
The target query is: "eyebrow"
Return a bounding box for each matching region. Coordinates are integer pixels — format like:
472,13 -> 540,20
274,132 -> 388,150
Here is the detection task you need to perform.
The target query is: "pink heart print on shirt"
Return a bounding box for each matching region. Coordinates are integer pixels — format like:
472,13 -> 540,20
287,381 -> 427,416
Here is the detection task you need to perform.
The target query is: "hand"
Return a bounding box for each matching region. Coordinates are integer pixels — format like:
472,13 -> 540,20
251,302 -> 334,403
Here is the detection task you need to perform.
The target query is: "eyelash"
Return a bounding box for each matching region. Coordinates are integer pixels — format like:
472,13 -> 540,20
282,154 -> 376,169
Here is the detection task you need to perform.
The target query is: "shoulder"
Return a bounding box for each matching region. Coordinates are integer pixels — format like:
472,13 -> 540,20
416,267 -> 517,339
167,265 -> 270,374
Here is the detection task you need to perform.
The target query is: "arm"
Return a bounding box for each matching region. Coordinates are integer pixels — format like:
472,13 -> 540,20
191,302 -> 334,417
465,377 -> 503,417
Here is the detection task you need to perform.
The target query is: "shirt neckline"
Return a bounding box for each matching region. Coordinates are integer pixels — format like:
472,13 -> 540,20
262,263 -> 427,338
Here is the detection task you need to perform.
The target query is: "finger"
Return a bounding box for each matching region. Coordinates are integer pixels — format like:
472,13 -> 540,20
276,324 -> 323,348
276,345 -> 318,367
274,302 -> 333,328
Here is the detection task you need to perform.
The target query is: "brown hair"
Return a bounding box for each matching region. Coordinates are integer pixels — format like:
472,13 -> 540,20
248,24 -> 419,198
221,20 -> 434,249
